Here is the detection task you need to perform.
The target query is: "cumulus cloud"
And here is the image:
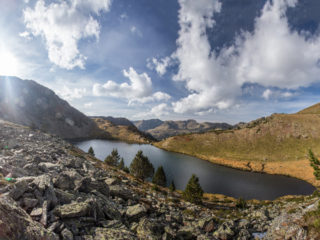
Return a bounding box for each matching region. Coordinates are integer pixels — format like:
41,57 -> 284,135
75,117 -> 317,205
134,103 -> 171,119
170,0 -> 320,114
93,67 -> 170,105
147,57 -> 172,76
23,0 -> 111,69
129,91 -> 171,105
262,89 -> 272,100
56,86 -> 87,101
262,89 -> 294,100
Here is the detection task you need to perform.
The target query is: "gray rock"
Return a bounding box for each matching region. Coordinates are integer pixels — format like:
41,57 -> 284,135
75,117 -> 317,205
61,228 -> 73,240
136,218 -> 164,240
213,220 -> 235,239
9,180 -> 29,200
53,201 -> 92,219
94,228 -> 137,240
0,196 -> 59,240
110,184 -> 133,200
126,204 -> 147,222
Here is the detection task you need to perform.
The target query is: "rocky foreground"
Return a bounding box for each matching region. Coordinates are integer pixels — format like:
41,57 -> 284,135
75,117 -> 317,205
0,119 -> 319,240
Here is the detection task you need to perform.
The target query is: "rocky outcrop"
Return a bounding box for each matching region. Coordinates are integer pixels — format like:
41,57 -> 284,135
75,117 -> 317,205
0,76 -> 104,139
0,119 -> 319,239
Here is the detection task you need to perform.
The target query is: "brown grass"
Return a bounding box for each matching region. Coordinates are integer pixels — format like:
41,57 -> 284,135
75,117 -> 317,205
155,113 -> 320,187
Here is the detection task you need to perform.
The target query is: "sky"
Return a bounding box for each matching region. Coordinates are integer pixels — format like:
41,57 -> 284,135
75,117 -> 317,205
1,0 -> 320,124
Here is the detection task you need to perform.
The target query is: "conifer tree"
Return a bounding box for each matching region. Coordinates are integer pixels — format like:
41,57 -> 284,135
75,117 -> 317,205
152,166 -> 167,187
119,158 -> 125,170
182,174 -> 203,204
169,180 -> 176,192
104,148 -> 121,166
309,149 -> 320,180
129,150 -> 154,180
88,146 -> 95,157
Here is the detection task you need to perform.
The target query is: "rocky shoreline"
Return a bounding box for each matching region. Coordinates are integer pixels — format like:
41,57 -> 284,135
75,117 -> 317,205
0,119 -> 319,239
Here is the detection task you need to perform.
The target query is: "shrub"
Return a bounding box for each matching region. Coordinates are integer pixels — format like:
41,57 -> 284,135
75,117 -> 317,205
152,166 -> 167,187
88,146 -> 95,157
129,150 -> 154,180
236,197 -> 247,209
169,180 -> 176,192
119,158 -> 125,170
309,149 -> 320,180
182,174 -> 203,204
104,148 -> 121,166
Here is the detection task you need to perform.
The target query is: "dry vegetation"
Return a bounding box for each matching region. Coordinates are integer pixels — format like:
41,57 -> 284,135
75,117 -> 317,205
93,118 -> 152,144
155,104 -> 320,187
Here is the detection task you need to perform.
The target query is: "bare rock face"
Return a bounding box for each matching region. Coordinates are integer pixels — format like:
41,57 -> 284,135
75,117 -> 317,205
0,76 -> 104,139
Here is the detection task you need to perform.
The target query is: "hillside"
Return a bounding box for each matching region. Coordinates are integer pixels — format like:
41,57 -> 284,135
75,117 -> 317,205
1,119 -> 319,239
92,116 -> 134,127
155,106 -> 320,187
92,117 -> 154,144
0,76 -> 104,139
134,119 -> 232,140
133,119 -> 163,131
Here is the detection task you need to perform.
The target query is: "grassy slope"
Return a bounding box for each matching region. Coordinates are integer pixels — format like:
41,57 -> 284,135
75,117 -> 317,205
155,107 -> 320,186
93,118 -> 153,144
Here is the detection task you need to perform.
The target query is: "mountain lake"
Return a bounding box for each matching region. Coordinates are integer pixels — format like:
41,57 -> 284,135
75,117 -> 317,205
74,139 -> 316,200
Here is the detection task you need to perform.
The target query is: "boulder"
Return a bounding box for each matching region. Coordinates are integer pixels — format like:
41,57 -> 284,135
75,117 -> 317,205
109,185 -> 133,200
53,201 -> 92,219
126,204 -> 147,222
0,196 -> 59,240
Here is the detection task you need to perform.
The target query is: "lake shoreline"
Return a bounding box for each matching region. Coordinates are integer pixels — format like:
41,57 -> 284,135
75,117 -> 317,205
153,142 -> 320,188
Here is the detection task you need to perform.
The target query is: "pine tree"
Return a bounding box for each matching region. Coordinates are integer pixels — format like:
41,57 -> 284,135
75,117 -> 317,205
182,174 -> 203,204
129,150 -> 154,180
169,180 -> 176,192
152,166 -> 167,187
88,146 -> 95,157
119,158 -> 125,170
309,149 -> 320,180
104,148 -> 121,166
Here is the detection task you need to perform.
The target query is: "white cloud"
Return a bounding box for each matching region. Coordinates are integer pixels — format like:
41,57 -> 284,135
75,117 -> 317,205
23,0 -> 111,70
56,86 -> 87,101
93,67 -> 152,98
129,91 -> 171,105
147,57 -> 172,76
170,0 -> 320,114
262,89 -> 272,100
19,31 -> 31,40
262,89 -> 294,100
84,102 -> 93,108
134,103 -> 171,119
93,67 -> 171,105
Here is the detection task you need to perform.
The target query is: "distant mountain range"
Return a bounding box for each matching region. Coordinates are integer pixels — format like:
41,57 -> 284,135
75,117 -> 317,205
133,119 -> 232,140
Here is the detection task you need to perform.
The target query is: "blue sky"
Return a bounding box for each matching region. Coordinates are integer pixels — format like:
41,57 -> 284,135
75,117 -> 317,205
1,0 -> 320,124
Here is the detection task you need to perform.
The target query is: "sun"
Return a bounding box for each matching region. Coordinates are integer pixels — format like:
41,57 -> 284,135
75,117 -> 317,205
0,46 -> 20,76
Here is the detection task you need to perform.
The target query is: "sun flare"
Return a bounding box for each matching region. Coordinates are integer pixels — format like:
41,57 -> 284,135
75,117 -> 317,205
0,47 -> 19,76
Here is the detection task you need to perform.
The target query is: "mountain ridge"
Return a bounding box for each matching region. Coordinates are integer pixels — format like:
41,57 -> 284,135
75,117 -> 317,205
155,105 -> 320,187
134,119 -> 232,140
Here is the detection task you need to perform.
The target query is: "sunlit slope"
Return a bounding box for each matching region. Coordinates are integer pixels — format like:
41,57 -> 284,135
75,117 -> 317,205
93,118 -> 154,144
155,112 -> 320,162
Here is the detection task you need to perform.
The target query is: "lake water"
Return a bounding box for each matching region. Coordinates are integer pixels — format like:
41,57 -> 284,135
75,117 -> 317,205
74,139 -> 316,200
